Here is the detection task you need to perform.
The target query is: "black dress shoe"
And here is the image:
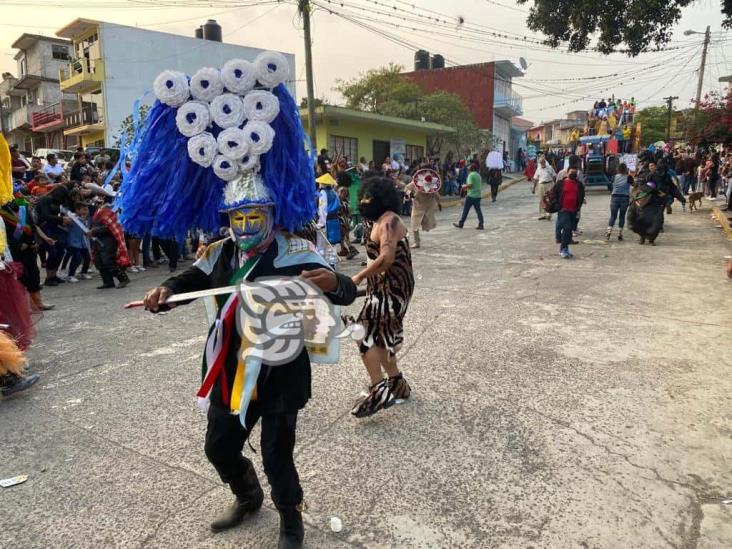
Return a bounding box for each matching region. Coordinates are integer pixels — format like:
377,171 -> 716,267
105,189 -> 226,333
44,278 -> 59,287
97,284 -> 115,289
210,494 -> 264,532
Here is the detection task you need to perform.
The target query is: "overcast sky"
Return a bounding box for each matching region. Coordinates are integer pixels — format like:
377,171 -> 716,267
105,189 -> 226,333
2,0 -> 730,124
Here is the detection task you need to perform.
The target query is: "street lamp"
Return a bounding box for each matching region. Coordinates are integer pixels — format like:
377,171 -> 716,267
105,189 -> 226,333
683,29 -> 702,36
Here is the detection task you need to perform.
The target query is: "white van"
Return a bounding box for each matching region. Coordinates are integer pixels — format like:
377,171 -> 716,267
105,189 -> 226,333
35,148 -> 74,168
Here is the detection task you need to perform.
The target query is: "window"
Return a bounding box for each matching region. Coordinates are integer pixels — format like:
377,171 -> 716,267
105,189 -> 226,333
52,45 -> 70,61
405,144 -> 424,163
19,57 -> 27,77
329,135 -> 358,163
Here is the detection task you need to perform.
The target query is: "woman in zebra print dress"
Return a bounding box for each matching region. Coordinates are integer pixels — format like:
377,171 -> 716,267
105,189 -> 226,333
350,177 -> 415,418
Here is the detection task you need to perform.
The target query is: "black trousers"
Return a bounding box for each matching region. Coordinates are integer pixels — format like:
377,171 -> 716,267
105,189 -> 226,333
14,246 -> 41,293
205,404 -> 302,507
153,237 -> 178,270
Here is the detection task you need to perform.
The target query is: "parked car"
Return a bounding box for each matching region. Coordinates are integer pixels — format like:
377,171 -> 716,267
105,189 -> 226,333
35,148 -> 74,168
84,147 -> 120,164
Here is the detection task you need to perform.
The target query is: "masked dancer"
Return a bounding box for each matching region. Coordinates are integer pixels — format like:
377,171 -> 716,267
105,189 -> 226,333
628,159 -> 686,245
404,168 -> 441,249
350,177 -> 415,417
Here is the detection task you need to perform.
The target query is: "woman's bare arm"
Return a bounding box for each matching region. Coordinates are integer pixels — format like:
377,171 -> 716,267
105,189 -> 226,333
352,213 -> 405,285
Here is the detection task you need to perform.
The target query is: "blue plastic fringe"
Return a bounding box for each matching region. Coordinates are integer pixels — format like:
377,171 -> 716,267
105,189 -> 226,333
260,84 -> 316,232
115,100 -> 226,241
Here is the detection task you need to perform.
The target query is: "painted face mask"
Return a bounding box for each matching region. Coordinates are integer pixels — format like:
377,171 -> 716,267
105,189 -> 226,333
228,206 -> 273,252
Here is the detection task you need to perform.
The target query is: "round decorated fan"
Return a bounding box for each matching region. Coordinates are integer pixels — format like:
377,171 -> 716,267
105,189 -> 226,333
412,168 -> 442,194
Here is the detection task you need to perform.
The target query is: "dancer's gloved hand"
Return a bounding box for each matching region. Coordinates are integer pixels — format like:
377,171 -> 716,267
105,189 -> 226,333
144,286 -> 176,313
300,268 -> 338,293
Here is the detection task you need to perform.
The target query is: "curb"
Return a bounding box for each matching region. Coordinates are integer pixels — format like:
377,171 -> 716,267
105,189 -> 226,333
440,176 -> 527,209
711,207 -> 732,240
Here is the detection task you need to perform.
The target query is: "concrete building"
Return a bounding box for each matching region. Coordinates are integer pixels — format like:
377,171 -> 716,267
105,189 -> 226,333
55,19 -> 295,147
509,116 -> 534,170
300,105 -> 454,164
0,34 -> 77,152
402,59 -> 524,157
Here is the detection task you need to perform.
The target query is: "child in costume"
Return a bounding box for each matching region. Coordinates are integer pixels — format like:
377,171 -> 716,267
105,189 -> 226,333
315,172 -> 340,266
91,206 -> 130,289
350,176 -> 414,417
119,53 -> 358,549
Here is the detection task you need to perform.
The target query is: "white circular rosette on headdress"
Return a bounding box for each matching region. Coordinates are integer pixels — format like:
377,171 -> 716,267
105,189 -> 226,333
187,132 -> 217,167
217,127 -> 251,160
253,51 -> 290,88
175,101 -> 210,137
212,155 -> 240,181
210,93 -> 246,129
237,153 -> 260,173
190,67 -> 224,102
242,90 -> 280,123
153,70 -> 190,107
221,59 -> 257,94
242,121 -> 275,155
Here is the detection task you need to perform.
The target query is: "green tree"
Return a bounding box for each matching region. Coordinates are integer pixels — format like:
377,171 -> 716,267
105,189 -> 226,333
113,104 -> 151,148
684,89 -> 732,145
299,97 -> 328,109
336,65 -> 493,156
516,0 -> 732,56
336,63 -> 423,112
635,106 -> 675,145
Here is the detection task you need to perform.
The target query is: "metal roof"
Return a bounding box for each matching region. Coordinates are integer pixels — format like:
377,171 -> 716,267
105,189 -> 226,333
11,33 -> 71,50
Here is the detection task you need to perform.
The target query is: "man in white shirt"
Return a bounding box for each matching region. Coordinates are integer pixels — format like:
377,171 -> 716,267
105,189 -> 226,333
42,153 -> 65,182
531,156 -> 556,220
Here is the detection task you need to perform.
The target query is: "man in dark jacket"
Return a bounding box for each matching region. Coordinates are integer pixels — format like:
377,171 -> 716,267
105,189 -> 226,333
143,221 -> 357,549
554,169 -> 585,258
35,185 -> 72,285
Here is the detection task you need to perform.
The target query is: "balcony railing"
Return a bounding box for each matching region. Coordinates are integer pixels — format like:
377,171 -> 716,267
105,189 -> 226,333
59,58 -> 104,93
64,103 -> 104,130
31,102 -> 65,131
494,88 -> 524,116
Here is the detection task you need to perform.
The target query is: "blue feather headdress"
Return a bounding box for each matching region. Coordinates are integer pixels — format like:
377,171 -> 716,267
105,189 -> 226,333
115,52 -> 315,241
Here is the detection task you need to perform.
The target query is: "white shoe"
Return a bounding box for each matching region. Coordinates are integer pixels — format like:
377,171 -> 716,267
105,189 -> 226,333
67,276 -> 79,283
80,273 -> 93,280
129,266 -> 139,273
137,266 -> 146,272
57,269 -> 68,279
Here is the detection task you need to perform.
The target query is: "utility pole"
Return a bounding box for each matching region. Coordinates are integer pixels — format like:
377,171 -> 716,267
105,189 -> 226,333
663,95 -> 678,143
298,0 -> 317,150
694,25 -> 711,109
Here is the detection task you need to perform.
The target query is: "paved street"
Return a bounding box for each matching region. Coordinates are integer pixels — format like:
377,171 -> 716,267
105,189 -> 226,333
2,180 -> 731,549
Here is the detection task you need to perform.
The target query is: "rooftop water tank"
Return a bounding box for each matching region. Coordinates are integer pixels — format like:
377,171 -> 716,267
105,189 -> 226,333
202,20 -> 222,42
431,54 -> 445,69
414,50 -> 431,71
